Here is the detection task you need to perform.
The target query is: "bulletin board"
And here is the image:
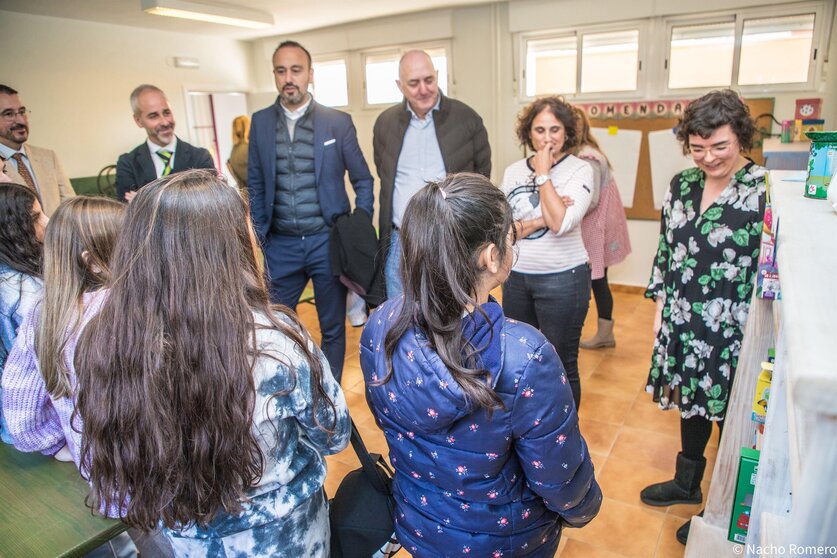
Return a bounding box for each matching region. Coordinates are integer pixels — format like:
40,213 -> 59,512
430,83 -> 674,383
577,98 -> 774,221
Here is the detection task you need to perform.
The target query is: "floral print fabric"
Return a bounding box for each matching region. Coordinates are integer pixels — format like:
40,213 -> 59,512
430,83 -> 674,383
360,298 -> 601,557
646,163 -> 766,421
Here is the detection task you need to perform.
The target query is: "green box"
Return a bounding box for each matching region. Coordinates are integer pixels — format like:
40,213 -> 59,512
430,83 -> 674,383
804,131 -> 837,199
729,447 -> 760,544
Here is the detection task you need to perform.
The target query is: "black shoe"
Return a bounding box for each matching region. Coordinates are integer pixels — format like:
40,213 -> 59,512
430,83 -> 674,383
640,452 -> 706,507
676,510 -> 704,545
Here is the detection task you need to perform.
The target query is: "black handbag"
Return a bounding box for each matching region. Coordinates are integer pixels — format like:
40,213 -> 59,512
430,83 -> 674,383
329,421 -> 400,558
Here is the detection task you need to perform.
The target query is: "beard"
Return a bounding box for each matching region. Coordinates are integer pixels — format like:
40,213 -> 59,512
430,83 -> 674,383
155,125 -> 174,137
280,85 -> 305,106
2,123 -> 28,145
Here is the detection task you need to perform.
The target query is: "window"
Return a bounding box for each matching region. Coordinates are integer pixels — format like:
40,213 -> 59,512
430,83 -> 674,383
523,26 -> 641,98
363,45 -> 449,106
581,30 -> 640,93
666,5 -> 822,91
525,35 -> 577,96
311,58 -> 348,107
738,14 -> 816,86
668,21 -> 735,89
364,52 -> 401,105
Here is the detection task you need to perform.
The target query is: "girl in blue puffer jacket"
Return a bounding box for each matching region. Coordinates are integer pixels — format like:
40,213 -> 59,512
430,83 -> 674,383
360,172 -> 602,557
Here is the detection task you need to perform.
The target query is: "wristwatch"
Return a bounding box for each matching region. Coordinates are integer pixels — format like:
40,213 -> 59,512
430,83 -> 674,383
534,174 -> 550,186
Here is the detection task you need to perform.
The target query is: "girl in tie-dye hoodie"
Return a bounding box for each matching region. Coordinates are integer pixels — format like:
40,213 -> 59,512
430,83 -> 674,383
73,171 -> 350,557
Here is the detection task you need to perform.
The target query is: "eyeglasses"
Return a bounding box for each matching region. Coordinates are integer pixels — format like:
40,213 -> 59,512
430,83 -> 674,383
0,108 -> 30,121
690,142 -> 736,158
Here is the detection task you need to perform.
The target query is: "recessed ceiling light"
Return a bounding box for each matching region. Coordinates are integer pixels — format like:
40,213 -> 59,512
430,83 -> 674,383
141,0 -> 274,29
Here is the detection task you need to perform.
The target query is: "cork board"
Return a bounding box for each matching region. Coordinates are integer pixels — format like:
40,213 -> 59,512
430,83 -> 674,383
583,98 -> 774,221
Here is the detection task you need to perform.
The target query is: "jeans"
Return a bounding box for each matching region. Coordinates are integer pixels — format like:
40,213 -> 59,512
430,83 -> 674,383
502,264 -> 591,409
384,230 -> 403,300
264,231 -> 347,383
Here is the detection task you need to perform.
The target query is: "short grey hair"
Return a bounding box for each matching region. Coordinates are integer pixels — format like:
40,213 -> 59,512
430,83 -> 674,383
130,84 -> 166,116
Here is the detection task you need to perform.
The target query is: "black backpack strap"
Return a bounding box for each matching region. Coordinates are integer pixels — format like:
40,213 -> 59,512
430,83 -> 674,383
348,420 -> 393,496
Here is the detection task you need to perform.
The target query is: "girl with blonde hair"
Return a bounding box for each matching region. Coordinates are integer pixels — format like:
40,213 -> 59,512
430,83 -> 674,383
3,196 -> 123,461
228,114 -> 250,189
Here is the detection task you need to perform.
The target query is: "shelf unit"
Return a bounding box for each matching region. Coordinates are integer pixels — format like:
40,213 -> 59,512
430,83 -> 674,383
685,170 -> 837,556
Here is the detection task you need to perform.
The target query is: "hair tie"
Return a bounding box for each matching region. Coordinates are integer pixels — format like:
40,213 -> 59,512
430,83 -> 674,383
440,188 -> 447,200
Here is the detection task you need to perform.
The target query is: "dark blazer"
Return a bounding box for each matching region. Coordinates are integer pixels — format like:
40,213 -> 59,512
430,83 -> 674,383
247,100 -> 374,242
372,94 -> 491,244
114,137 -> 215,202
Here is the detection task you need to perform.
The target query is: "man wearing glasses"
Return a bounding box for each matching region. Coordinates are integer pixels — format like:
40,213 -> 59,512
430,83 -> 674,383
0,84 -> 75,216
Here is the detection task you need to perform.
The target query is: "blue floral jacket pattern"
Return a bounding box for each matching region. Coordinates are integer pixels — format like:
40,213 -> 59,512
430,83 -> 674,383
360,299 -> 601,557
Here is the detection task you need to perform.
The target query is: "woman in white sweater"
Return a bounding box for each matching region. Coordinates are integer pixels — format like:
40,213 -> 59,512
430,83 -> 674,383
500,96 -> 594,409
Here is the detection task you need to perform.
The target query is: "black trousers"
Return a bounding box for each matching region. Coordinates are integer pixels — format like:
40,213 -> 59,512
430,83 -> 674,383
681,416 -> 724,460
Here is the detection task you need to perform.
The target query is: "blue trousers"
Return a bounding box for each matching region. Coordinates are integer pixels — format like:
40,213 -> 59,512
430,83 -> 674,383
502,264 -> 591,409
264,231 -> 346,383
384,229 -> 403,300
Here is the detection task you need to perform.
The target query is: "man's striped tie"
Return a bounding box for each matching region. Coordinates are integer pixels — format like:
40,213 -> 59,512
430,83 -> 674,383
157,149 -> 173,177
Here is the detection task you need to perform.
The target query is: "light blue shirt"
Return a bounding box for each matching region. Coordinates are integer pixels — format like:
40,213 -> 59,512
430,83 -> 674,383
0,144 -> 37,188
392,96 -> 446,227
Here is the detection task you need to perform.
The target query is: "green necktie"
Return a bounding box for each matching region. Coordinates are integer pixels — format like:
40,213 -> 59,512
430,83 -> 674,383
157,149 -> 173,177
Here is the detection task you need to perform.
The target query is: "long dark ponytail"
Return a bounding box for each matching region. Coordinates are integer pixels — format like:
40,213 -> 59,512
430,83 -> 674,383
381,173 -> 514,411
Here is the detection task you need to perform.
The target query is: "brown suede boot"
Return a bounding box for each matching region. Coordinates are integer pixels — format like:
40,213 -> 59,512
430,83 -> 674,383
580,318 -> 615,349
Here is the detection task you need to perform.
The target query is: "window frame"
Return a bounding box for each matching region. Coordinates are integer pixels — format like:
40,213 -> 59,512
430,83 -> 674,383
662,1 -> 828,97
360,41 -> 453,109
311,52 -> 350,109
517,20 -> 649,103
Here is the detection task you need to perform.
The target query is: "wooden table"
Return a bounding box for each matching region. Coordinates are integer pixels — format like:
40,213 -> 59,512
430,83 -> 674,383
0,443 -> 126,557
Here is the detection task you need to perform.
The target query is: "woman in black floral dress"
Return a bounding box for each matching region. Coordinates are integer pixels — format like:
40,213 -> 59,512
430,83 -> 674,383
640,90 -> 766,544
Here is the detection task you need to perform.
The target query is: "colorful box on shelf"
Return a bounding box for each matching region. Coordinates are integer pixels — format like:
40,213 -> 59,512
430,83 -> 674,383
752,356 -> 774,424
729,447 -> 760,544
783,119 -> 824,143
804,131 -> 837,199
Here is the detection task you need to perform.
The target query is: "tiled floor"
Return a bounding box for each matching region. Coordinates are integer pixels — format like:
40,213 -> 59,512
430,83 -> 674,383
297,288 -> 719,558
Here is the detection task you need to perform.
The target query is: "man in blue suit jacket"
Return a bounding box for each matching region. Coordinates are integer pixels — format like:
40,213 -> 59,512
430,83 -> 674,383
248,40 -> 374,382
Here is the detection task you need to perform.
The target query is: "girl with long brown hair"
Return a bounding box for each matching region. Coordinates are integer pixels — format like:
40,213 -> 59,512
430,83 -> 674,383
0,183 -> 47,444
74,169 -> 349,556
3,196 -> 122,464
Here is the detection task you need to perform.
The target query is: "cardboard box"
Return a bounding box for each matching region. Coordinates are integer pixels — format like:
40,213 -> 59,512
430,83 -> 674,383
729,447 -> 760,544
805,131 -> 837,199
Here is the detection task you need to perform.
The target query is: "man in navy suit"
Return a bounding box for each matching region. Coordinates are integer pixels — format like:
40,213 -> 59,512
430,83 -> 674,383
248,40 -> 374,382
115,84 -> 215,202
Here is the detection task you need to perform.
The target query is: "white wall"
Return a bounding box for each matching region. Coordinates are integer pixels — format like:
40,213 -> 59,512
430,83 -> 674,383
0,11 -> 254,178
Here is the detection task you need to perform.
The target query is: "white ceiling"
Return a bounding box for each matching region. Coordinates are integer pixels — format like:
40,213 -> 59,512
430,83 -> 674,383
0,0 -> 501,40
